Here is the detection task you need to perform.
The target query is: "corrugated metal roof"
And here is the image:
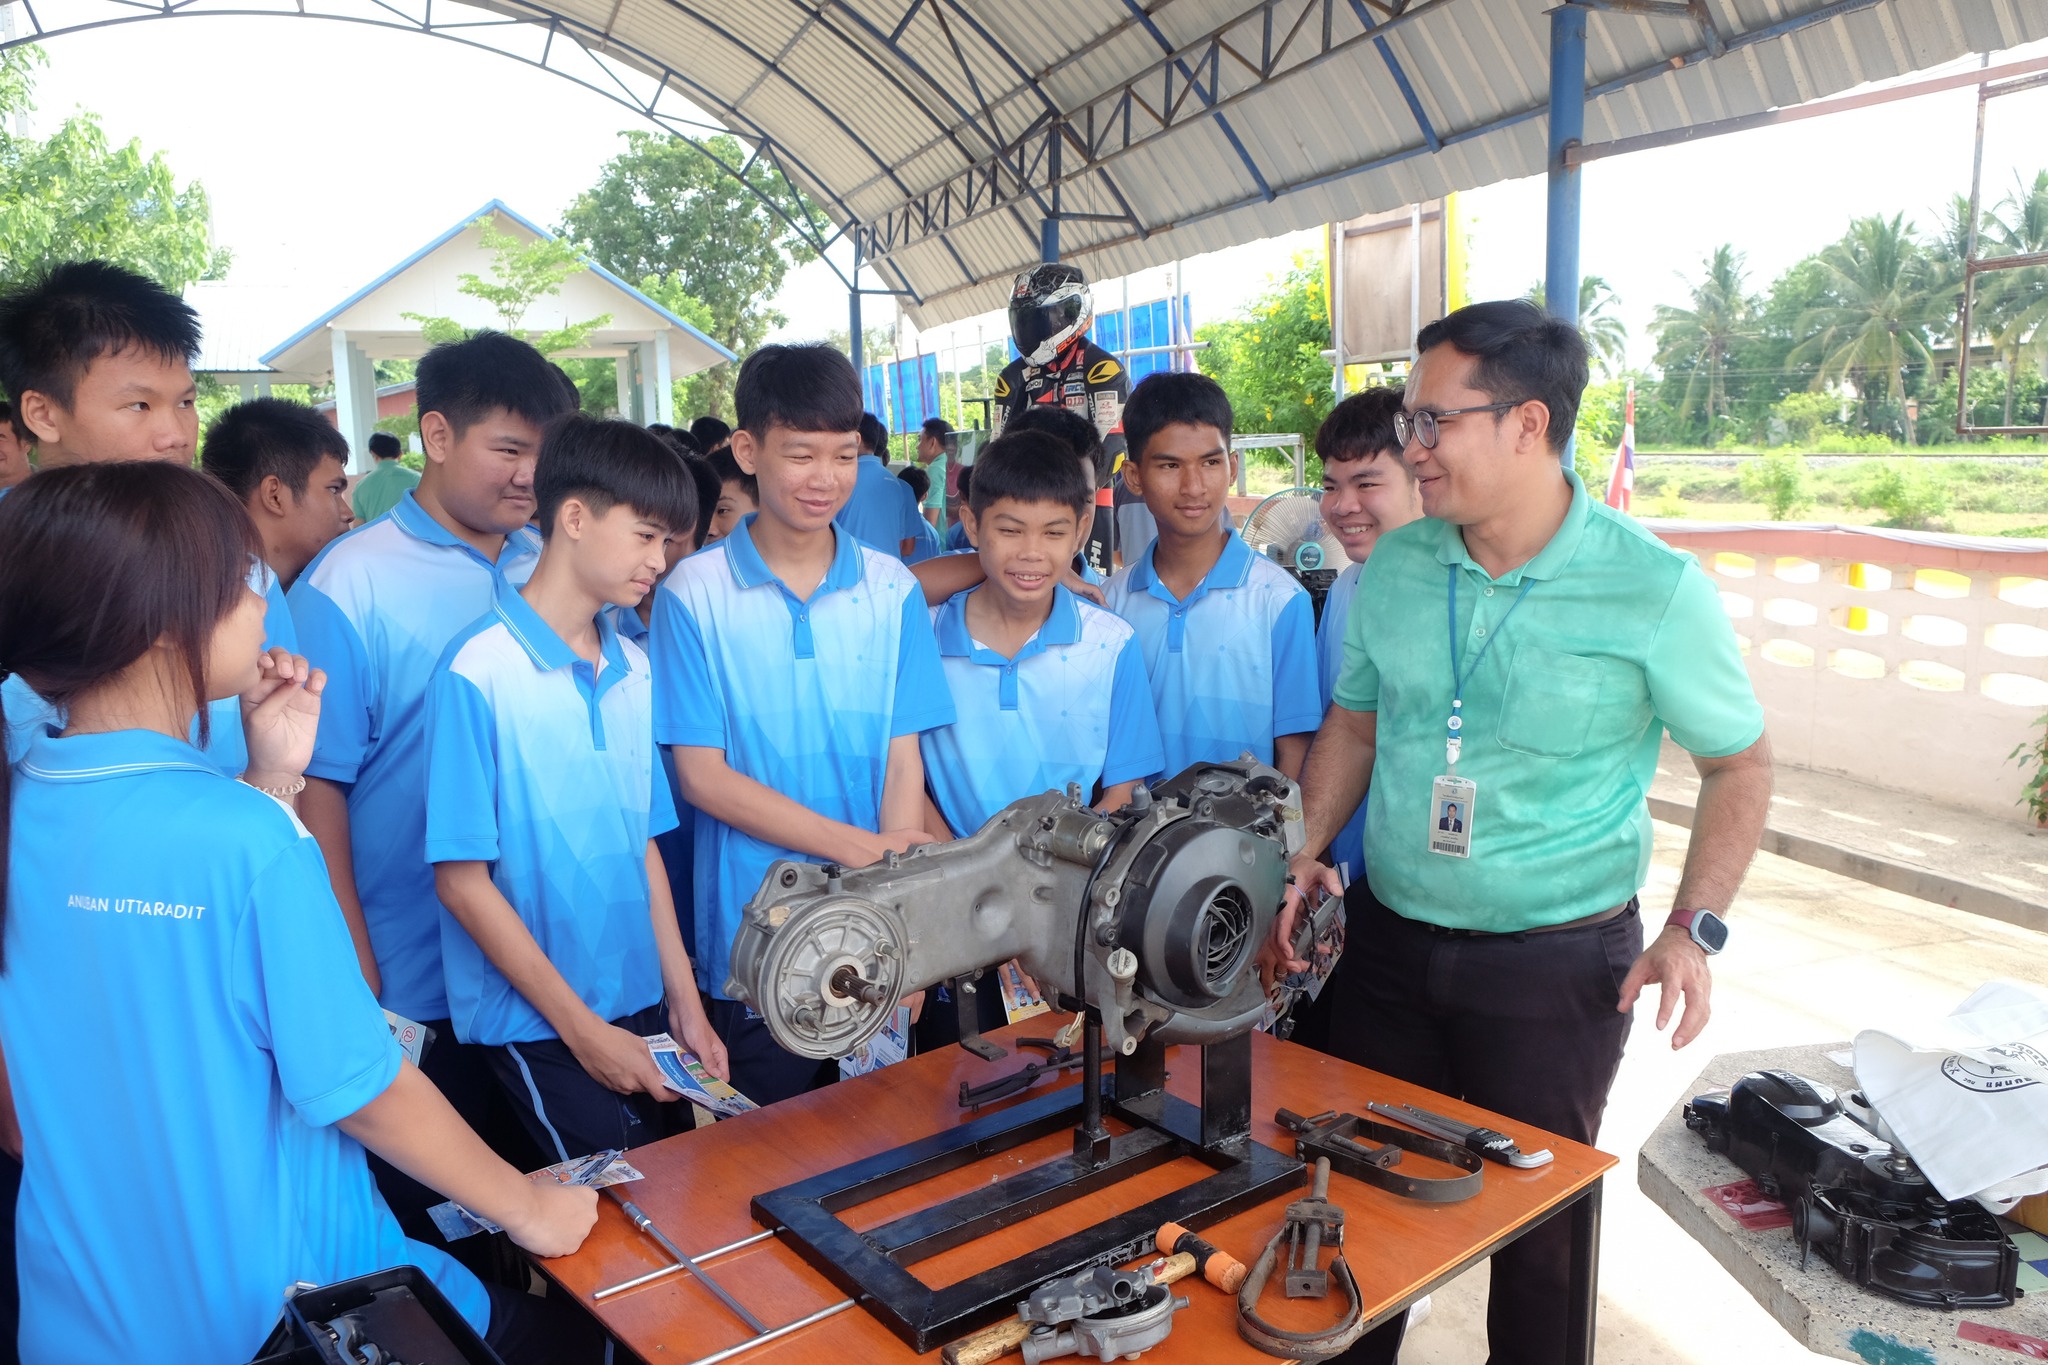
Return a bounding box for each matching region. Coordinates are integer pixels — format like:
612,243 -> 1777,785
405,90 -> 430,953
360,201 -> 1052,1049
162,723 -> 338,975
485,0 -> 2048,327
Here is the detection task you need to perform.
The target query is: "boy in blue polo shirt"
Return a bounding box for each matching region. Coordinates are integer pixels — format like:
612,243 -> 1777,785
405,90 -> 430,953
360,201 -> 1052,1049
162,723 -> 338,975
0,261 -> 299,777
837,411 -> 923,558
428,416 -> 726,1161
915,429 -> 1163,1050
921,428 -> 1163,838
1004,404 -> 1112,586
1105,373 -> 1320,779
1311,387 -> 1422,883
653,345 -> 954,1106
897,465 -> 943,562
290,329 -> 576,1252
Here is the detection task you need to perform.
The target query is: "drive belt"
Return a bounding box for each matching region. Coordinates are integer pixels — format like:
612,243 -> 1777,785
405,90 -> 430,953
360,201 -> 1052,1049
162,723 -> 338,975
1275,1108 -> 1485,1203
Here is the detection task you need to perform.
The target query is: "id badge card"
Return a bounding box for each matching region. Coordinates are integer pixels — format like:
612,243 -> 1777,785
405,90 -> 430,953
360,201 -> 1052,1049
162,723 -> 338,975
1428,775 -> 1476,858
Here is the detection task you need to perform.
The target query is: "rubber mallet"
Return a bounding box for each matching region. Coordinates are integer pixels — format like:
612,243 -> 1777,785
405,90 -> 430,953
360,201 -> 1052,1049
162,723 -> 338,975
1157,1221 -> 1248,1294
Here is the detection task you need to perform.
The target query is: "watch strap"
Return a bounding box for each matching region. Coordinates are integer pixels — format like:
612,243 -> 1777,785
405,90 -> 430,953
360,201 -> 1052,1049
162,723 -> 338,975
1665,907 -> 1724,953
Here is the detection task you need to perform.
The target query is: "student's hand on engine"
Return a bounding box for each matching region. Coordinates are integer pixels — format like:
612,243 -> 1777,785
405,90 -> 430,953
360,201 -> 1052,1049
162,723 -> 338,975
502,1181 -> 599,1260
242,649 -> 325,787
568,1019 -> 675,1101
849,828 -> 936,866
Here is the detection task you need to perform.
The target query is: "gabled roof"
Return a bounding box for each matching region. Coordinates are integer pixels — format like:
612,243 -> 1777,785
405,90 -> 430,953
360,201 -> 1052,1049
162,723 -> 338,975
256,199 -> 736,377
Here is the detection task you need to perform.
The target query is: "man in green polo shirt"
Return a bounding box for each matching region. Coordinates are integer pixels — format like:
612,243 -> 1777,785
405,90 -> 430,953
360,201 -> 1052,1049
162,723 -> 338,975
1273,299 -> 1771,1365
350,430 -> 420,524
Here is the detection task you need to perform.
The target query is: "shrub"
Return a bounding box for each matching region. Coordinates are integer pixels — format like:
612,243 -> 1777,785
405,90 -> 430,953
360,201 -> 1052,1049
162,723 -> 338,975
1851,461 -> 1951,529
1739,450 -> 1813,521
1773,392 -> 1841,445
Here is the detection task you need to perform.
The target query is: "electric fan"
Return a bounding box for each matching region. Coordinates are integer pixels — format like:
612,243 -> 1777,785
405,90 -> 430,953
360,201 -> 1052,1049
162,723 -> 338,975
1240,486 -> 1344,619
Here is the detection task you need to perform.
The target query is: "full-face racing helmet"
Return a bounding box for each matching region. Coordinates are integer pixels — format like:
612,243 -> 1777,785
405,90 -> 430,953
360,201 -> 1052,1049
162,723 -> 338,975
1008,264 -> 1094,367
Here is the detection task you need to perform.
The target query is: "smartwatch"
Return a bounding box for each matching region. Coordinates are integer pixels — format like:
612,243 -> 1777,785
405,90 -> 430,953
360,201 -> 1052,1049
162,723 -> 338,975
1665,907 -> 1728,955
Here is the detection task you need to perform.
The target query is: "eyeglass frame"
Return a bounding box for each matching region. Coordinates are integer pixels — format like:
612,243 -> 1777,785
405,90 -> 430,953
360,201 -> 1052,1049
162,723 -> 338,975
1393,400 -> 1528,451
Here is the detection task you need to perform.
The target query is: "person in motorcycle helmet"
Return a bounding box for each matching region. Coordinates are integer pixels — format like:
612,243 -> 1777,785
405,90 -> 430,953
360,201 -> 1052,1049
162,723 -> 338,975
992,263 -> 1127,574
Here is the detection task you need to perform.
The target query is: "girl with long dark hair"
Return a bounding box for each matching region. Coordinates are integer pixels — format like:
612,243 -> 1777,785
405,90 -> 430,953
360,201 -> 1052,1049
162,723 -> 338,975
0,462 -> 598,1364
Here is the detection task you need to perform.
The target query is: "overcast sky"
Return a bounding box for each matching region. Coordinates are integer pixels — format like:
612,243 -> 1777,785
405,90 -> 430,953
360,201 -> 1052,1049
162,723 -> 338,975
18,14 -> 2047,373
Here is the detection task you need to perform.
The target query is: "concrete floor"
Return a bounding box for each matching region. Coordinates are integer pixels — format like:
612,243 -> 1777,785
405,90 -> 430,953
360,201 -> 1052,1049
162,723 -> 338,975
1393,819 -> 2048,1364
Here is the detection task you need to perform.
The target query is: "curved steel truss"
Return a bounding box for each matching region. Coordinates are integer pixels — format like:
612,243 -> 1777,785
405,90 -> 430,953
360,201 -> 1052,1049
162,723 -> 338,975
0,0 -> 899,294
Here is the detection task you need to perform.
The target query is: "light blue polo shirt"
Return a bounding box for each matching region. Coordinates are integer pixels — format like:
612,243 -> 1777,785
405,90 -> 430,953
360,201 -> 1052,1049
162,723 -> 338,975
426,585 -> 679,1045
906,514 -> 943,564
290,491 -> 542,1021
837,453 -> 924,558
0,729 -> 487,1361
3,562 -> 297,773
1316,561 -> 1369,882
1104,532 -> 1322,777
651,514 -> 954,992
922,585 -> 1164,836
1334,468 -> 1766,930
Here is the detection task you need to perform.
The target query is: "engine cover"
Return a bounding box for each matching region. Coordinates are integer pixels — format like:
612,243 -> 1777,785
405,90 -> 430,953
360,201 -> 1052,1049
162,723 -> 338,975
725,759 -> 1305,1061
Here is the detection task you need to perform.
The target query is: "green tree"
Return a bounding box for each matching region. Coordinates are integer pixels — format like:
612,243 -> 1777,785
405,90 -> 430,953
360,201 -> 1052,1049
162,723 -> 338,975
1651,246 -> 1754,437
402,215 -> 611,356
1789,214 -> 1938,423
1194,250 -> 1334,448
1982,170 -> 2048,427
563,132 -> 822,417
0,46 -> 228,292
1524,274 -> 1628,377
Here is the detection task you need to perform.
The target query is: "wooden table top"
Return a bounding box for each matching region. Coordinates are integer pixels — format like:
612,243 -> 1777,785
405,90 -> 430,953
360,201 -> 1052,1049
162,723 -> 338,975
536,1025 -> 1616,1363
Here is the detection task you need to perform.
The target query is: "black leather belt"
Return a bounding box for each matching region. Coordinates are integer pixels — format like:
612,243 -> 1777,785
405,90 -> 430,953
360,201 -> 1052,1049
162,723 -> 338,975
1275,1108 -> 1486,1203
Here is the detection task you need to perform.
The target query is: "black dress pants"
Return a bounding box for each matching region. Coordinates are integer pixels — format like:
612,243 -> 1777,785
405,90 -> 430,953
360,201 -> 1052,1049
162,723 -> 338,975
1319,882 -> 1640,1365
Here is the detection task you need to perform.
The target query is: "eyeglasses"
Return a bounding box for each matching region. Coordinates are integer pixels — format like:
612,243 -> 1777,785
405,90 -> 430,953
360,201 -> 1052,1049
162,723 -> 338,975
1393,401 -> 1525,450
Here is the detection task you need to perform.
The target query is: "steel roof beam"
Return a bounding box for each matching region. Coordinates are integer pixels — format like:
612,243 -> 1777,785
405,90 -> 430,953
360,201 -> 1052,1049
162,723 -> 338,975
905,0 -> 1894,307
856,0 -> 1890,269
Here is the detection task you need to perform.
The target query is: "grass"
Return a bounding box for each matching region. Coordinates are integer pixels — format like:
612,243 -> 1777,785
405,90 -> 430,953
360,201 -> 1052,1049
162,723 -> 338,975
1229,451 -> 2048,537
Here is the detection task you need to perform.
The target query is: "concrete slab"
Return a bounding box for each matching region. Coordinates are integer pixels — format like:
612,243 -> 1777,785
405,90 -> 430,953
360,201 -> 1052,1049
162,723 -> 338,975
1650,740 -> 2048,935
1389,819 -> 2048,1364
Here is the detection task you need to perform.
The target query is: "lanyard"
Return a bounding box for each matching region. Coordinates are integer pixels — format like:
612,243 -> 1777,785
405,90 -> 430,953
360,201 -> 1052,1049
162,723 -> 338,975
1446,565 -> 1534,768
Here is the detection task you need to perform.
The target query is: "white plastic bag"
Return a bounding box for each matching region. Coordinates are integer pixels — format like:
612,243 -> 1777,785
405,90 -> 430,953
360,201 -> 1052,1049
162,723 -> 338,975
1853,978 -> 2048,1205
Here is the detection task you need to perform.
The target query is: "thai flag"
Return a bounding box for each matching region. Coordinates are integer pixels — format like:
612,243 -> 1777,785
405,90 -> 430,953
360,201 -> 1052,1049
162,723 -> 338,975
1605,383 -> 1635,513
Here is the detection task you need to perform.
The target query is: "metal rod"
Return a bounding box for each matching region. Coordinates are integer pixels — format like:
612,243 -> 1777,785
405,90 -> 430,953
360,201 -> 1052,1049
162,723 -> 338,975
593,1260 -> 692,1301
686,1298 -> 860,1365
1567,51 -> 2048,165
604,1191 -> 770,1332
1117,341 -> 1209,358
1956,59 -> 1989,436
598,1227 -> 786,1301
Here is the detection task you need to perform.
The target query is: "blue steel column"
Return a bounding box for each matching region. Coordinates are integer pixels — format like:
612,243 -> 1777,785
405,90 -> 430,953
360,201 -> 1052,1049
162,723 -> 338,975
1041,219 -> 1059,263
1545,2 -> 1586,328
1546,2 -> 1587,468
849,239 -> 864,376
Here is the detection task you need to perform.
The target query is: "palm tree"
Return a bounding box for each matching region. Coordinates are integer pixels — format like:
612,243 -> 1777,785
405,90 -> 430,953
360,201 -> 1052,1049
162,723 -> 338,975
1524,275 -> 1628,375
1789,214 -> 1938,424
1983,170 -> 2048,425
1650,245 -> 1753,431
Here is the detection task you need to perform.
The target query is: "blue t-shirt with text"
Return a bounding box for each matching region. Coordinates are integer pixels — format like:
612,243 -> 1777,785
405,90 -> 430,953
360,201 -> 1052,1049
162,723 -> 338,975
0,729 -> 485,1362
